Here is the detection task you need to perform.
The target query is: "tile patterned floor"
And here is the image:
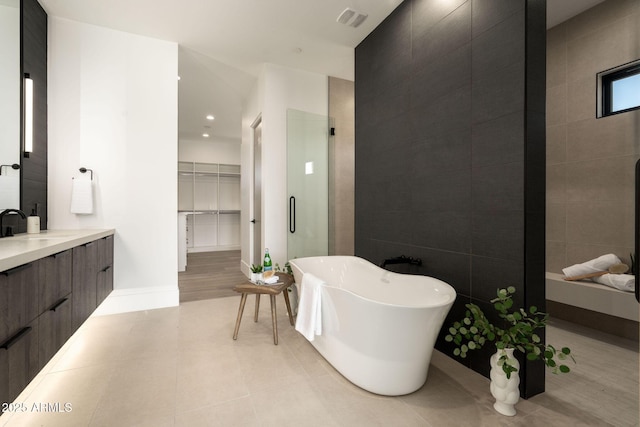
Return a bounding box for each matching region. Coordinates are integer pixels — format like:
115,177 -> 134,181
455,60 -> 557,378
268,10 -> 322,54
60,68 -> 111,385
1,296 -> 638,426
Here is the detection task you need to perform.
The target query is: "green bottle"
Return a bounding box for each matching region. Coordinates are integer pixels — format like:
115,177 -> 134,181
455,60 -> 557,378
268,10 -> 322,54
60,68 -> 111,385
263,248 -> 272,272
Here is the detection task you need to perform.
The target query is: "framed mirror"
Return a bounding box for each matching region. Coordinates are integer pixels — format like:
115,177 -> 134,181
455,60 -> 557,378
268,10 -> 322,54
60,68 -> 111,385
0,0 -> 21,210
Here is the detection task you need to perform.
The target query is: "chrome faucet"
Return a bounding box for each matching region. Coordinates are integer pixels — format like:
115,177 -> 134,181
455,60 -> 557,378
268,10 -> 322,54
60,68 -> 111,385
0,209 -> 27,238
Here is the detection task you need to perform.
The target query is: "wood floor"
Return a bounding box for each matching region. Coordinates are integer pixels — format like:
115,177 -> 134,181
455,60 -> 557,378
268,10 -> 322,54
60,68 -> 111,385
178,250 -> 247,303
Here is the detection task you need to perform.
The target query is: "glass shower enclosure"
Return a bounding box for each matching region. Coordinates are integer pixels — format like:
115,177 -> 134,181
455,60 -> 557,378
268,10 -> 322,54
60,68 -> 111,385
287,109 -> 329,261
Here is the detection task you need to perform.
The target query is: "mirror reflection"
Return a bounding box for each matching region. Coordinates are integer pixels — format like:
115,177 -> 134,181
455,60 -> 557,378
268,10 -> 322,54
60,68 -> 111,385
0,0 -> 21,210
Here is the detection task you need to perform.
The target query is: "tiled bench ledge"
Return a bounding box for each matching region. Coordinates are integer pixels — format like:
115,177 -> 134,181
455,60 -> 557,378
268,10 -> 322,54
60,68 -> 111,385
546,272 -> 639,322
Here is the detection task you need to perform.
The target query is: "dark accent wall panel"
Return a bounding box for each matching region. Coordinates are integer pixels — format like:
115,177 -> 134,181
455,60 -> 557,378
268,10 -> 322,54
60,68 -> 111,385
20,0 -> 47,230
522,0 -> 547,398
355,0 -> 546,398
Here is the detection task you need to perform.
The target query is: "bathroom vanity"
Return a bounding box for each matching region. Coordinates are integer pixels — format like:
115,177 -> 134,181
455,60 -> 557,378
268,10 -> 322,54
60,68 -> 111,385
0,229 -> 114,405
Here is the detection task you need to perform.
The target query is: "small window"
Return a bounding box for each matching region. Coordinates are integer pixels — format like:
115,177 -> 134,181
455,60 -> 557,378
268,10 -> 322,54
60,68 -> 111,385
597,59 -> 640,118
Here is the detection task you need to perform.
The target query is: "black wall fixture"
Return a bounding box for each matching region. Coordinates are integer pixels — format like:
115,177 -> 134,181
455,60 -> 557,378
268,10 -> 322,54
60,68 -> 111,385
354,0 -> 546,398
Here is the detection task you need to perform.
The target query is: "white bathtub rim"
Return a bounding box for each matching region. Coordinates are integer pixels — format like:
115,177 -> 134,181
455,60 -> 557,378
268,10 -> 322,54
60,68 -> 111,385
289,256 -> 457,309
292,278 -> 456,310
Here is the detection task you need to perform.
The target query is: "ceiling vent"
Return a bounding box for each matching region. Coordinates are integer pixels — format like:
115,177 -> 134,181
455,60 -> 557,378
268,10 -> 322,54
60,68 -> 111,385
337,8 -> 368,28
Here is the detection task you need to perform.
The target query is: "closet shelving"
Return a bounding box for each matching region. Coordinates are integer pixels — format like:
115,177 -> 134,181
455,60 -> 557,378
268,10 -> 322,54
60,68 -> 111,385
178,162 -> 241,253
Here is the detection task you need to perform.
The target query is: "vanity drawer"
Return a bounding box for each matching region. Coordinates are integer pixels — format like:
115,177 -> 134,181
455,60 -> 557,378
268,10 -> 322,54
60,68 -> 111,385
38,295 -> 72,365
0,262 -> 39,343
72,241 -> 99,331
0,318 -> 39,405
39,249 -> 72,314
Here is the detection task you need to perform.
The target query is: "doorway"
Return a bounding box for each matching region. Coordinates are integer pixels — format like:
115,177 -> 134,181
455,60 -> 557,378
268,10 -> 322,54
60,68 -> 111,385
252,116 -> 263,266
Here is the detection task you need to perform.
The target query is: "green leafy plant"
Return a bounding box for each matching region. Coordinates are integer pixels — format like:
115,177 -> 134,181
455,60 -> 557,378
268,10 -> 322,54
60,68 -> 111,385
445,287 -> 575,379
273,262 -> 293,275
250,264 -> 263,273
283,261 -> 293,275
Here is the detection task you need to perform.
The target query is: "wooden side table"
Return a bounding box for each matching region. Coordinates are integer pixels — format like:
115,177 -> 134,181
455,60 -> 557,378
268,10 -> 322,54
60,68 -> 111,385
232,273 -> 295,345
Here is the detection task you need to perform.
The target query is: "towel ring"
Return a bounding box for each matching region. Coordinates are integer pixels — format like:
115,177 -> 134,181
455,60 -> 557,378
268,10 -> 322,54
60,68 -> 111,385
79,167 -> 93,180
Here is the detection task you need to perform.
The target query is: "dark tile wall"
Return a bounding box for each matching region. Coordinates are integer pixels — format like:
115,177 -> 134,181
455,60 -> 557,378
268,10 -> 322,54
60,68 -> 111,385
6,0 -> 48,233
355,0 -> 546,397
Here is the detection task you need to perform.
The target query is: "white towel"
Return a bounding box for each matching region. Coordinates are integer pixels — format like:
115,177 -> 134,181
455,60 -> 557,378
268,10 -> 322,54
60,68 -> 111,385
70,178 -> 94,214
592,274 -> 635,292
264,275 -> 279,285
295,272 -> 324,341
562,254 -> 622,278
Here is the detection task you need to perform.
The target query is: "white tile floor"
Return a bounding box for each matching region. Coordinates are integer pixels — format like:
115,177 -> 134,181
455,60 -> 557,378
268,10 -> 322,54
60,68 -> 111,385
1,296 -> 638,426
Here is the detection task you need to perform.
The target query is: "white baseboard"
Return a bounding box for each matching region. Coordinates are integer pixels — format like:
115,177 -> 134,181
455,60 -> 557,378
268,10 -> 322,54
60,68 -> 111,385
92,286 -> 180,316
240,259 -> 252,277
187,245 -> 241,253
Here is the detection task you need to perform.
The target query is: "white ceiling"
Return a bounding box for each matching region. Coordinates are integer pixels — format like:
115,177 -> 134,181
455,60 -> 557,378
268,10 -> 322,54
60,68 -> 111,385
39,0 -> 606,142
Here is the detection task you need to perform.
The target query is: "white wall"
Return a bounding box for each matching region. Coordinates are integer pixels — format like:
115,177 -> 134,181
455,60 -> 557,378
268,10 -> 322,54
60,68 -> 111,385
48,17 -> 179,314
240,70 -> 263,275
179,137 -> 240,165
240,63 -> 327,274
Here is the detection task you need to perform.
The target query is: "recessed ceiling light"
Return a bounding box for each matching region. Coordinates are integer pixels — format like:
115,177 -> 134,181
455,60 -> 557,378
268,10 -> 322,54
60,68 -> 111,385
202,133 -> 210,138
206,115 -> 215,120
177,76 -> 181,80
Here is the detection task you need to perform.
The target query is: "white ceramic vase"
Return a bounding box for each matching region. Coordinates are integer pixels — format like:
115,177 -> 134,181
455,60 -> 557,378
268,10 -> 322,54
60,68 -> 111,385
489,348 -> 520,416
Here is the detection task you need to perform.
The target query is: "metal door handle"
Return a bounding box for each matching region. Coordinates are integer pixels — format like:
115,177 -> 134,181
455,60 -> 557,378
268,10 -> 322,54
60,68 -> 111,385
289,196 -> 296,233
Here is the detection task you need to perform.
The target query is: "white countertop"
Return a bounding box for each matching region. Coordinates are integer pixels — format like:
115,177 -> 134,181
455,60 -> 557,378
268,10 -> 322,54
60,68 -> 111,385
0,229 -> 115,272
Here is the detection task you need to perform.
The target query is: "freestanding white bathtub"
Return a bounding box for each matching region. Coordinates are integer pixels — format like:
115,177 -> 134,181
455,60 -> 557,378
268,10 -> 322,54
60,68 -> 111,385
288,256 -> 456,396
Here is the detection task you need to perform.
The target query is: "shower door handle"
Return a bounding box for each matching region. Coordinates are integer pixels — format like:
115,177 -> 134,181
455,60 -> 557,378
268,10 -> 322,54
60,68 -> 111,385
289,196 -> 296,233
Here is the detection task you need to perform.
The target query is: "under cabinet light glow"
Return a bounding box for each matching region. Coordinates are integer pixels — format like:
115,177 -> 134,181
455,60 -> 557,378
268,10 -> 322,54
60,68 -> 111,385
24,74 -> 33,156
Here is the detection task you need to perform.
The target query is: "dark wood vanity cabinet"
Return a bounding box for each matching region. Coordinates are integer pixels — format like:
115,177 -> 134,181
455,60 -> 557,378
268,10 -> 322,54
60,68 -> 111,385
0,234 -> 114,405
0,263 -> 41,405
71,235 -> 113,331
72,241 -> 99,331
96,235 -> 114,309
0,263 -> 39,344
38,250 -> 73,365
0,318 -> 39,407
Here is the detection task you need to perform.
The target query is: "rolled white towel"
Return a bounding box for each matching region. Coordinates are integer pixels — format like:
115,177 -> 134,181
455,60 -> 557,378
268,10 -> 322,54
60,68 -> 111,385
562,254 -> 622,278
592,274 -> 635,292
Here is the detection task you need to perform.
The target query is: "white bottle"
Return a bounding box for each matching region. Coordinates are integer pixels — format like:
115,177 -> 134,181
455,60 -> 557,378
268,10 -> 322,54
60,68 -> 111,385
27,209 -> 40,234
